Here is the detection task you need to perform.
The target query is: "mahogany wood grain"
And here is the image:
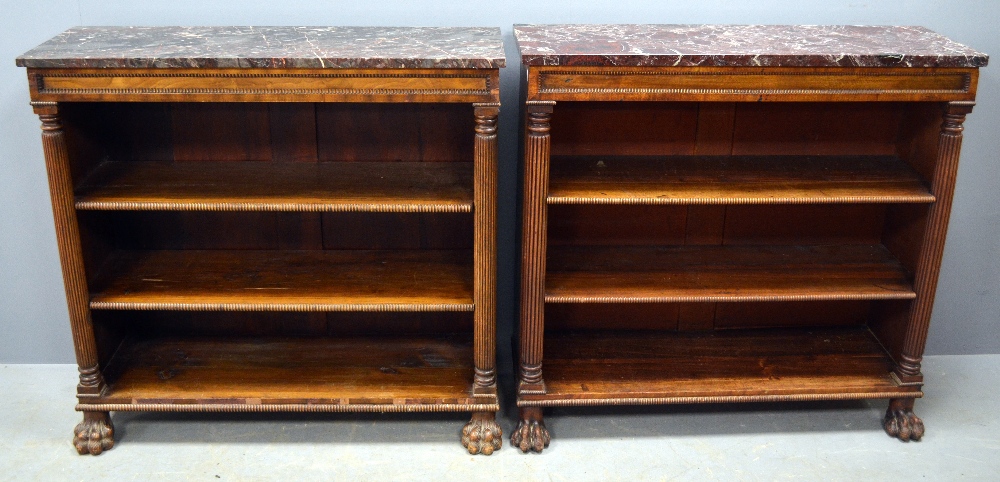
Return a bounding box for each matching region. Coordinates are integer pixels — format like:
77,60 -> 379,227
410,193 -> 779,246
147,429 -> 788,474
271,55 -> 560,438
713,300 -> 872,329
24,33 -> 503,453
473,105 -> 499,390
29,68 -> 501,104
722,204 -> 887,246
546,245 -> 915,303
75,160 -> 474,212
33,104 -> 106,399
316,103 -> 473,162
868,300 -> 913,363
172,103 -> 271,161
321,213 -> 472,250
896,103 -> 945,182
731,102 -> 901,156
59,103 -> 113,184
550,102 -> 697,156
95,335 -> 494,407
95,310 -> 472,337
545,301 -> 872,332
897,101 -> 975,383
518,103 -> 552,393
269,103 -> 319,162
521,328 -> 920,405
100,211 -> 286,251
547,155 -> 934,205
90,249 -> 474,312
548,204 -> 687,246
515,27 -> 982,449
545,303 -> 681,332
683,205 -> 726,246
680,202 -> 726,330
693,102 -> 736,155
526,66 -> 977,103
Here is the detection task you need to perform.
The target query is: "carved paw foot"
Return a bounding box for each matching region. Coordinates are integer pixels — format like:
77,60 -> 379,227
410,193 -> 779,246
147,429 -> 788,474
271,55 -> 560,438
73,412 -> 114,455
461,412 -> 502,455
512,408 -> 550,453
884,400 -> 924,442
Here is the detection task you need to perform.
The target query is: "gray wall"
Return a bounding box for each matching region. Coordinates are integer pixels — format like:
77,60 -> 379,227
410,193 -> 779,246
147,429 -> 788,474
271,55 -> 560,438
1,0 -> 997,364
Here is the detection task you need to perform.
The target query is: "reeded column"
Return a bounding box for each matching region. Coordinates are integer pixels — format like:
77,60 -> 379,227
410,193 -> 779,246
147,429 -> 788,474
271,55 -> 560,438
895,101 -> 975,384
518,102 -> 553,394
512,101 -> 554,453
472,103 -> 499,392
461,103 -> 503,456
34,101 -> 114,455
34,102 -> 105,397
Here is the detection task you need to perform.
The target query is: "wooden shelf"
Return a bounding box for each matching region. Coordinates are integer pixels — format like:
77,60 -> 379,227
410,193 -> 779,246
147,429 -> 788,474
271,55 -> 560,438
82,335 -> 497,411
90,250 -> 474,311
546,244 -> 915,303
519,328 -> 918,406
547,155 -> 935,205
75,161 -> 473,212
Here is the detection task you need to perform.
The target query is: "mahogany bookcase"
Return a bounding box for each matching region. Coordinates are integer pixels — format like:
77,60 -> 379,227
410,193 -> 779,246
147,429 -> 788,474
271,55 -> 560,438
17,26 -> 505,455
512,24 -> 987,452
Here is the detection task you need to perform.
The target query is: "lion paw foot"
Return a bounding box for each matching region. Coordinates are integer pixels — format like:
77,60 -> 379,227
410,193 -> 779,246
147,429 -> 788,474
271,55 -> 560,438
511,416 -> 550,453
73,412 -> 114,455
461,413 -> 501,455
884,405 -> 924,442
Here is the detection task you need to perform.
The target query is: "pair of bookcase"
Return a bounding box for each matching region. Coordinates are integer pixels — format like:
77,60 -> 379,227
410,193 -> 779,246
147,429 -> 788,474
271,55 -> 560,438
18,25 -> 986,455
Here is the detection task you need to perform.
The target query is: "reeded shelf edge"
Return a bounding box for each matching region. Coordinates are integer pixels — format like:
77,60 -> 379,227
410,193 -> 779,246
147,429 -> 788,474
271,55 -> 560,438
97,335 -> 488,409
547,155 -> 936,206
546,195 -> 935,206
546,244 -> 916,303
89,301 -> 476,312
545,293 -> 917,303
75,201 -> 473,213
78,402 -> 500,413
90,250 -> 475,312
532,328 -> 910,406
75,160 -> 475,213
517,391 -> 922,407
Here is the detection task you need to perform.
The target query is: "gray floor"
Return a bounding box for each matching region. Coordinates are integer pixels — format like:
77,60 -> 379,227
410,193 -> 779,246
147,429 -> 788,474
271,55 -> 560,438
1,356 -> 998,481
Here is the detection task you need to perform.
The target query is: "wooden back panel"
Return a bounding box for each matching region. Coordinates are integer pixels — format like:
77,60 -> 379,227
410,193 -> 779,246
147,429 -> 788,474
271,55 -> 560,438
546,301 -> 873,332
65,101 -> 477,286
548,101 -> 907,158
317,103 -> 473,161
549,204 -> 886,246
61,102 -> 474,167
83,211 -> 470,252
731,102 -> 903,156
93,311 -> 473,340
550,102 -> 698,156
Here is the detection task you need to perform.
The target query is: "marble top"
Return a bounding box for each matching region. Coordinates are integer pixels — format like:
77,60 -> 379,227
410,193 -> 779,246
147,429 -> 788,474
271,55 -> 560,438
514,24 -> 988,68
16,26 -> 505,69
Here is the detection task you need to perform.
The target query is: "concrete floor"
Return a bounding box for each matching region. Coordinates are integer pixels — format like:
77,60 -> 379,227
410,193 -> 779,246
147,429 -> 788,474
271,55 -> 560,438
0,355 -> 998,481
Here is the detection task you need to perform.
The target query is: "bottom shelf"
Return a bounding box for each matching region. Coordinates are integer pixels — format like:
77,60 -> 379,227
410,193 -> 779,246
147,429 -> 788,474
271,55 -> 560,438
520,327 -> 919,407
86,335 -> 496,412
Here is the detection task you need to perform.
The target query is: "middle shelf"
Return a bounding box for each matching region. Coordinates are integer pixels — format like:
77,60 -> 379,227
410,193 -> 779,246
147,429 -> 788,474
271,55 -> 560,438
89,249 -> 474,312
547,155 -> 935,205
75,160 -> 474,212
546,244 -> 915,303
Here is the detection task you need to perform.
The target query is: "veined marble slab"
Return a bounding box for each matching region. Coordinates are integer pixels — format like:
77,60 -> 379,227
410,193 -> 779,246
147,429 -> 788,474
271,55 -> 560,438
514,24 -> 987,68
17,26 -> 505,69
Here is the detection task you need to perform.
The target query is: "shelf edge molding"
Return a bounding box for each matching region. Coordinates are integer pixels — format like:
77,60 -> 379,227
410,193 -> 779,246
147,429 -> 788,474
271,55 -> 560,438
78,402 -> 500,413
518,391 -> 921,407
75,160 -> 475,213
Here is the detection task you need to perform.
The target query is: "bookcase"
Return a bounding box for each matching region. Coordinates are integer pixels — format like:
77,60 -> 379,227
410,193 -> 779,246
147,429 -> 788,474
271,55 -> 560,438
512,24 -> 987,452
18,26 -> 505,455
